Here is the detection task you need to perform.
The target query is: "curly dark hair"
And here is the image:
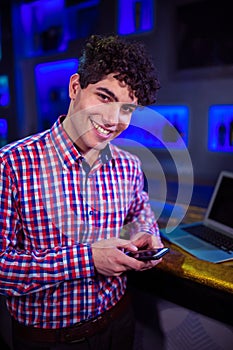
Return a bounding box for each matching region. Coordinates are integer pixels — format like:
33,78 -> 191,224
78,35 -> 160,106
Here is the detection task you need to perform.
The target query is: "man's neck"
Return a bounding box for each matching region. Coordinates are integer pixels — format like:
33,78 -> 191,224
62,117 -> 103,167
83,148 -> 100,167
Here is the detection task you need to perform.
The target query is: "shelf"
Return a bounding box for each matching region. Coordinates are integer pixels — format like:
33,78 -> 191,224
35,58 -> 78,131
114,105 -> 189,150
208,105 -> 233,152
117,0 -> 154,35
12,0 -> 100,59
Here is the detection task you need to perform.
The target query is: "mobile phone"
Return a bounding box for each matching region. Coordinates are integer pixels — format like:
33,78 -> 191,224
125,247 -> 169,261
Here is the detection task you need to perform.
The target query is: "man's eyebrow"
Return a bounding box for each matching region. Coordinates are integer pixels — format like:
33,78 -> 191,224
96,87 -> 119,102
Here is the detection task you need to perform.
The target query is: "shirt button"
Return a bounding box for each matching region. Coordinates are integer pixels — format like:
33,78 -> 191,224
89,211 -> 93,215
88,280 -> 93,285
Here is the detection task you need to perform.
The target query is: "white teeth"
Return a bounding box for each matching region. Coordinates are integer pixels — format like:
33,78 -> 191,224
92,121 -> 110,135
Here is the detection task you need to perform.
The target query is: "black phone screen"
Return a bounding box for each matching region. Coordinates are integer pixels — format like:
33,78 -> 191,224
125,247 -> 169,261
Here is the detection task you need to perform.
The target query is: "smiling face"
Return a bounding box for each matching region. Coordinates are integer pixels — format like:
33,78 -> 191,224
63,73 -> 137,157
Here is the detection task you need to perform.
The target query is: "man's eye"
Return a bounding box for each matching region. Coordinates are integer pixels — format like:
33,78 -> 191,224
98,93 -> 111,102
121,105 -> 135,113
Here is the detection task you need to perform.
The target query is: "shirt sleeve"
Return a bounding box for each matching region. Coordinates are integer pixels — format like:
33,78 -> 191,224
123,158 -> 160,237
0,161 -> 96,297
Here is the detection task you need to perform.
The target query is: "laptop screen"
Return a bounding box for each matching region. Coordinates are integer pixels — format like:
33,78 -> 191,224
207,174 -> 233,229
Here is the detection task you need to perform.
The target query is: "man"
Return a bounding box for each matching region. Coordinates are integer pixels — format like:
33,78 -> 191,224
0,35 -> 161,349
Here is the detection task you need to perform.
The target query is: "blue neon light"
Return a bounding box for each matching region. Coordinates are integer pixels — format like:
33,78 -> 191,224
208,105 -> 233,152
0,118 -> 7,134
0,118 -> 7,147
0,76 -> 10,107
118,0 -> 154,35
36,59 -> 78,74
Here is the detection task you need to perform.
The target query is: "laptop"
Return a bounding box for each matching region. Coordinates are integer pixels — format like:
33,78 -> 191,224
160,171 -> 233,263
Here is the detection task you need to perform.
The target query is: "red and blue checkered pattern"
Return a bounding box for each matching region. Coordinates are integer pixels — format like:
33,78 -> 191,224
0,117 -> 158,328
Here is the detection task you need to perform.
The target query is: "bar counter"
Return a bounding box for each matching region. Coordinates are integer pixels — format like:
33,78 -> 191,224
128,205 -> 233,326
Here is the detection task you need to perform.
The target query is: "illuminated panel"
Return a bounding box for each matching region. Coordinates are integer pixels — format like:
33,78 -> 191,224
118,0 -> 154,35
151,105 -> 189,147
208,105 -> 233,152
114,105 -> 189,149
0,118 -> 8,147
18,0 -> 100,57
35,59 -> 78,131
20,0 -> 65,56
66,0 -> 100,40
0,75 -> 10,107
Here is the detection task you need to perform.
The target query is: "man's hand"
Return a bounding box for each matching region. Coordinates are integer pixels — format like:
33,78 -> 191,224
131,231 -> 163,250
91,236 -> 162,276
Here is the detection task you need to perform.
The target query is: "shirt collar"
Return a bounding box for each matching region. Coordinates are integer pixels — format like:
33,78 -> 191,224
50,116 -> 114,168
50,116 -> 83,168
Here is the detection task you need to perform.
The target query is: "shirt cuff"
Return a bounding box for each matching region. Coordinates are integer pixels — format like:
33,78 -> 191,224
62,244 -> 95,280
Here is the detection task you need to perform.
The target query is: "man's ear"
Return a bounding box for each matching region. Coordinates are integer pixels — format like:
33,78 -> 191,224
69,73 -> 81,99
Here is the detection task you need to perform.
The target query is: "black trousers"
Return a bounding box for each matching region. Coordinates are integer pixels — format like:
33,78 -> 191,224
12,305 -> 135,350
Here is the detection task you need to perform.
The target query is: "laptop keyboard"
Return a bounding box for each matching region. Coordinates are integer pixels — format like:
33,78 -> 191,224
184,224 -> 233,253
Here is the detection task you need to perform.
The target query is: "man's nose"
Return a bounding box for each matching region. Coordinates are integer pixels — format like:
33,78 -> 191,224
102,103 -> 121,126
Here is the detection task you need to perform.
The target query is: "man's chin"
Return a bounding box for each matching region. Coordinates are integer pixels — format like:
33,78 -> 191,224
92,140 -> 109,151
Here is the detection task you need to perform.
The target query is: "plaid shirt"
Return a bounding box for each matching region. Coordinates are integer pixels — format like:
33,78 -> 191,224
0,116 -> 158,328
